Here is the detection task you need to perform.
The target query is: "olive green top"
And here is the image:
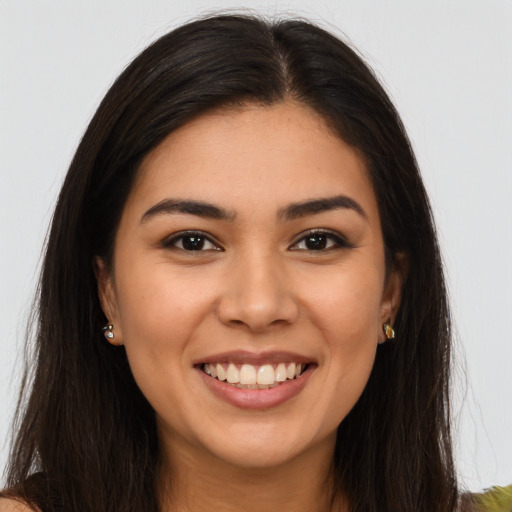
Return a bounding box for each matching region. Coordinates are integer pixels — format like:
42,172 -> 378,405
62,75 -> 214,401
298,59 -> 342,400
461,485 -> 512,512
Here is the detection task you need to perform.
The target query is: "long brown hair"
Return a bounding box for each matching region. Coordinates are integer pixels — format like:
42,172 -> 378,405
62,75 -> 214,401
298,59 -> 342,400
2,14 -> 457,512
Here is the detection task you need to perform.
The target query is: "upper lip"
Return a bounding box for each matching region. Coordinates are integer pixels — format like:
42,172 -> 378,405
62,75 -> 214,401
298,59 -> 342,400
194,350 -> 315,366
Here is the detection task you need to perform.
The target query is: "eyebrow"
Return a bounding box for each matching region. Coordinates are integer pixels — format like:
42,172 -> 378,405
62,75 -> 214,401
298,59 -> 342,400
141,199 -> 236,223
277,195 -> 367,221
140,194 -> 366,224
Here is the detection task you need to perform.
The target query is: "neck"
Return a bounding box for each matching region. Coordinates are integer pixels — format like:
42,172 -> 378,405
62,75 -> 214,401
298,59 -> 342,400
157,433 -> 347,512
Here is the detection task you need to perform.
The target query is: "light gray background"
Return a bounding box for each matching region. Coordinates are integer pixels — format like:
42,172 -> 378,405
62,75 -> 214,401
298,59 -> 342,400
1,0 -> 511,492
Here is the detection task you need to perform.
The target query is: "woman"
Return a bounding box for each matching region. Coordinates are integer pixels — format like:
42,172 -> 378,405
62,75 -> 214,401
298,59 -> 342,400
0,13 -> 504,512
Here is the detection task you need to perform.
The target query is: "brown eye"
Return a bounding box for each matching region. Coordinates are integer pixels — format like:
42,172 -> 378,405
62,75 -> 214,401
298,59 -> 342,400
290,230 -> 349,251
181,235 -> 206,250
304,234 -> 328,250
164,232 -> 221,251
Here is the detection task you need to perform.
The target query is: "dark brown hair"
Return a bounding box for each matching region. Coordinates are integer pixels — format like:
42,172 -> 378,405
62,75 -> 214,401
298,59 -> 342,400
2,14 -> 457,512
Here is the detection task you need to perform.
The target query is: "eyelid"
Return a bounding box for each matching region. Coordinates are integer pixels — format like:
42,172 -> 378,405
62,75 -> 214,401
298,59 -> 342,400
160,228 -> 350,252
161,230 -> 224,251
289,228 -> 351,251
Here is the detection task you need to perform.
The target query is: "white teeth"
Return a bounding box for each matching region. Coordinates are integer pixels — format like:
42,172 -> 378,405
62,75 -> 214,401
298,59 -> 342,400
216,364 -> 226,381
203,362 -> 307,387
239,364 -> 257,385
257,364 -> 275,385
226,363 -> 240,383
275,363 -> 287,382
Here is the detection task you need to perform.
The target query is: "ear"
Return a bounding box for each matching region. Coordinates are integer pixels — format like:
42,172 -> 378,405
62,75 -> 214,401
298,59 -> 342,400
94,257 -> 123,346
378,253 -> 407,344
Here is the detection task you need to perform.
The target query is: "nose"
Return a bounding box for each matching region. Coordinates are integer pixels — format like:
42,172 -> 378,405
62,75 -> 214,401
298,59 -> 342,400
216,252 -> 299,332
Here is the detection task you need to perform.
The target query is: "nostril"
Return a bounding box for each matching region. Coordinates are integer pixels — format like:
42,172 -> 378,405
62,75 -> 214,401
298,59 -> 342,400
270,318 -> 290,326
225,319 -> 247,328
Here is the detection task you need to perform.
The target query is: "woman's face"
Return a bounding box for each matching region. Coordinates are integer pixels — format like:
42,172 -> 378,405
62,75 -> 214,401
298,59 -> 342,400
98,102 -> 401,469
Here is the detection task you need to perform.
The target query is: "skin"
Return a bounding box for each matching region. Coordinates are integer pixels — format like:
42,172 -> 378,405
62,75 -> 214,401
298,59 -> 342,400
0,499 -> 35,512
97,102 -> 402,512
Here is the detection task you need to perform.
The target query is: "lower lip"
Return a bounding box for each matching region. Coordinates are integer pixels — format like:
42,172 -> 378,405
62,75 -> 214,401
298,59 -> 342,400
197,365 -> 314,410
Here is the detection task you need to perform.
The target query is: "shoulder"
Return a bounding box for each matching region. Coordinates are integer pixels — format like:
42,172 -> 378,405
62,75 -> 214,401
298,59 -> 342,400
478,485 -> 512,511
0,498 -> 38,512
461,484 -> 512,512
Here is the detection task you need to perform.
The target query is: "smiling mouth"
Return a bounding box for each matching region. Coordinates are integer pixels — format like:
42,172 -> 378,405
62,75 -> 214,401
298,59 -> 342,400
201,362 -> 308,389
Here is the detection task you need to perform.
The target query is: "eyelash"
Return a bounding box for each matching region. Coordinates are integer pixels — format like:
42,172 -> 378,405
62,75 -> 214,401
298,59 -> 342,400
162,229 -> 350,253
162,231 -> 223,252
289,229 -> 351,252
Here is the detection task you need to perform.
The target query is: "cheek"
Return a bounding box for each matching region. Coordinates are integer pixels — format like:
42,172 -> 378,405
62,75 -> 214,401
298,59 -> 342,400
114,259 -> 216,342
328,286 -> 381,384
302,264 -> 383,414
112,266 -> 216,398
321,314 -> 378,430
306,261 -> 384,345
114,283 -> 209,429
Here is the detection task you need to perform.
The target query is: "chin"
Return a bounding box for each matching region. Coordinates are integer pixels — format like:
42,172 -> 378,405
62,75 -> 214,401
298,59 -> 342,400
194,420 -> 335,470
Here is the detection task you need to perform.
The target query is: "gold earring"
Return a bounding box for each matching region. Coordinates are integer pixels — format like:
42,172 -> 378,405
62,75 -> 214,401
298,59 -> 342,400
382,321 -> 395,340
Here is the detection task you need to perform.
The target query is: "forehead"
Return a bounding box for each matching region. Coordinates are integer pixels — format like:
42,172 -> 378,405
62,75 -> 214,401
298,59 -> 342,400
127,102 -> 378,221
